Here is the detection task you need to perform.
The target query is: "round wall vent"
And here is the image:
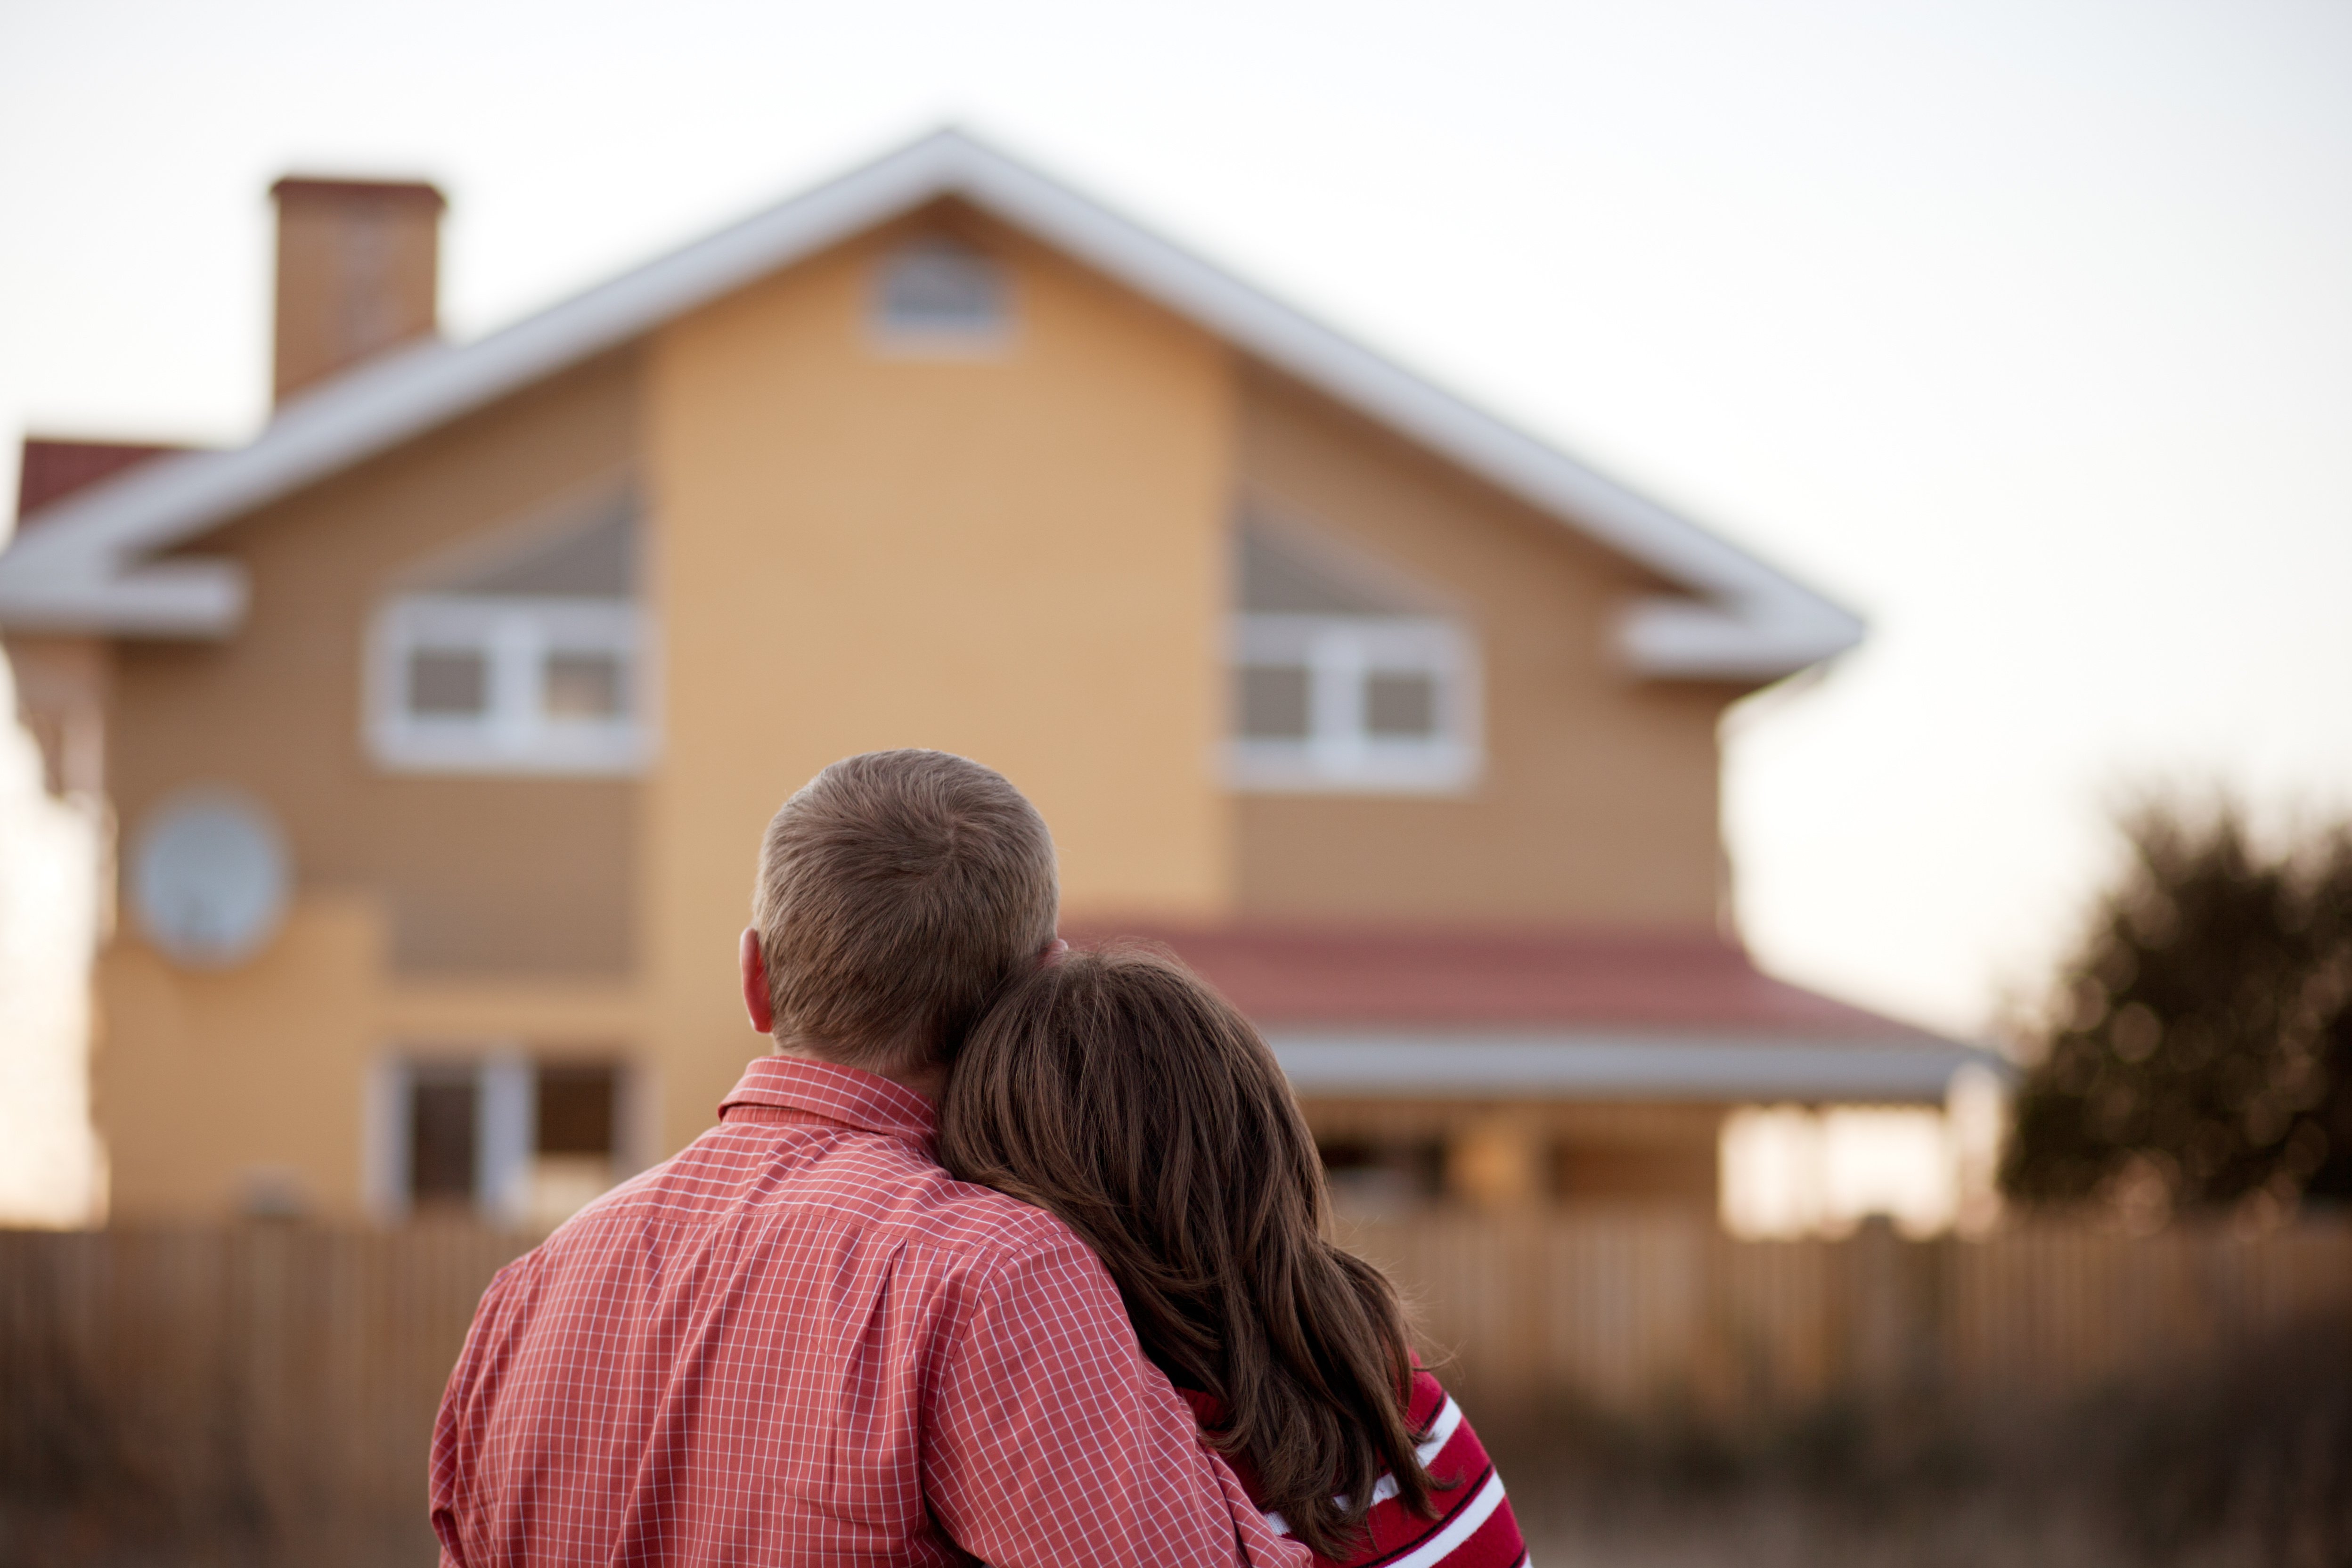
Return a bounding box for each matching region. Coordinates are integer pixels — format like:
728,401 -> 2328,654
131,789 -> 291,968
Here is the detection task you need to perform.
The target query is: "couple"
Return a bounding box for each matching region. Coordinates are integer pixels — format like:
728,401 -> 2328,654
431,751 -> 1526,1568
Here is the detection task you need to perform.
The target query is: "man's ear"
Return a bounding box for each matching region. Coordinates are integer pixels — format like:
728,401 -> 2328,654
739,927 -> 775,1035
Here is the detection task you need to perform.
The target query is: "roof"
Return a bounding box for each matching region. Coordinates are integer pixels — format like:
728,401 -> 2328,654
1071,923 -> 1995,1102
15,439 -> 186,523
0,129 -> 1862,680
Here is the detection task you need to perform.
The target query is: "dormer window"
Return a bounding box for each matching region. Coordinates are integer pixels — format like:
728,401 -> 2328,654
1228,511 -> 1481,794
367,493 -> 652,775
872,237 -> 1012,353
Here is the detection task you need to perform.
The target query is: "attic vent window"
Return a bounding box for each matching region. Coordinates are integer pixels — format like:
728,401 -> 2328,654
367,496 -> 652,776
873,238 -> 1011,351
1227,514 -> 1481,794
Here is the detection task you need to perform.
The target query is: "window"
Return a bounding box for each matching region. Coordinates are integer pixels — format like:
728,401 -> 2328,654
407,1063 -> 482,1207
368,1054 -> 634,1229
872,237 -> 1011,353
1230,615 -> 1479,792
372,595 -> 645,772
530,1062 -> 623,1232
1227,511 -> 1481,793
367,496 -> 651,775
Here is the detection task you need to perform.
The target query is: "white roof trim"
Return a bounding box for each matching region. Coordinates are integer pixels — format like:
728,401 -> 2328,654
1268,1029 -> 2002,1102
0,129 -> 1862,675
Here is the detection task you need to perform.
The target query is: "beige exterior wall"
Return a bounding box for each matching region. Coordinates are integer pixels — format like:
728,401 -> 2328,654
99,354 -> 647,1219
641,204 -> 1239,1149
98,898 -> 385,1219
1231,367 -> 1742,931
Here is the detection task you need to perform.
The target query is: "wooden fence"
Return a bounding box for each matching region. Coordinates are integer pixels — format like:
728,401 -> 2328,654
3,1216 -> 2349,1564
0,1223 -> 529,1568
1343,1214 -> 2352,1426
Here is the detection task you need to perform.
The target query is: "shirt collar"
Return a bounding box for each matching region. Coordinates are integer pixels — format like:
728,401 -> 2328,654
719,1053 -> 938,1147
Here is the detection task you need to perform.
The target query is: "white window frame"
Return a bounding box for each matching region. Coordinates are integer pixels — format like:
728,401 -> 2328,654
1226,614 -> 1482,794
360,1050 -> 533,1225
362,1050 -> 656,1227
366,594 -> 653,775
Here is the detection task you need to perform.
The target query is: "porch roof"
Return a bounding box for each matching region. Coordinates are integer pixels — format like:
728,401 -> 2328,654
1067,923 -> 1996,1102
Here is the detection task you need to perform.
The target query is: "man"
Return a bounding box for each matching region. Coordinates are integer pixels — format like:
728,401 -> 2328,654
431,751 -> 1307,1568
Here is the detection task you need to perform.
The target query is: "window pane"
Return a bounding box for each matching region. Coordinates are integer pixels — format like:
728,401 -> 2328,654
1239,665 -> 1311,739
409,1074 -> 477,1203
536,1063 -> 617,1156
544,651 -> 624,719
408,648 -> 488,716
1366,671 -> 1438,737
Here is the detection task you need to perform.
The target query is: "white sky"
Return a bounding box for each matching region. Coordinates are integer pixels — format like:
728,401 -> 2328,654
4,0 -> 2349,1039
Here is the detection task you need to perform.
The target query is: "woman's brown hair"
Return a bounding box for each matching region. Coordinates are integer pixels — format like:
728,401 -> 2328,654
937,945 -> 1439,1559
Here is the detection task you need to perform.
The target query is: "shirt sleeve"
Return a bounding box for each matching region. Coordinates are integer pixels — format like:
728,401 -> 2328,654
922,1237 -> 1311,1568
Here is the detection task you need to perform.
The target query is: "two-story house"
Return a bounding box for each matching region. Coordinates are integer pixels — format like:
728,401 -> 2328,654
0,131 -> 1977,1227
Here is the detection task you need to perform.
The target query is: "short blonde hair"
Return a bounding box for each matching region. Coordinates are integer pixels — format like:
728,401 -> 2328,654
752,750 -> 1058,1077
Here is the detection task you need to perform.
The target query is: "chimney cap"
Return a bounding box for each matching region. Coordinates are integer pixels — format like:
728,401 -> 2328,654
270,176 -> 446,209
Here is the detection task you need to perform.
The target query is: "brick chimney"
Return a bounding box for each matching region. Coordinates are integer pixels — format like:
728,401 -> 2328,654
270,177 -> 445,402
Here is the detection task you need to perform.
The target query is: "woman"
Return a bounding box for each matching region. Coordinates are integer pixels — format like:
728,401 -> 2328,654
939,946 -> 1528,1568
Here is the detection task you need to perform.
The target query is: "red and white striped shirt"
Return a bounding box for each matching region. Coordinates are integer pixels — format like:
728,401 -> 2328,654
1182,1371 -> 1529,1568
430,1054 -> 1308,1568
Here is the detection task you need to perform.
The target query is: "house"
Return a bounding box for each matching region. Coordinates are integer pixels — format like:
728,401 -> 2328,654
0,131 -> 1979,1227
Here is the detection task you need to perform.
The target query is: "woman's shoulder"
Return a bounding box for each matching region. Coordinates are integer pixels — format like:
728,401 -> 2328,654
1175,1366 -> 1526,1568
1406,1365 -> 1450,1432
1341,1370 -> 1524,1568
1403,1367 -> 1486,1492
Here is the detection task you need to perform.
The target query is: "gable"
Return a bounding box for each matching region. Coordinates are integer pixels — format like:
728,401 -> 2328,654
0,129 -> 1858,681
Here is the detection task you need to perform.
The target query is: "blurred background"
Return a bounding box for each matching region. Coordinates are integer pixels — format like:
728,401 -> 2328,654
2,2 -> 2349,1564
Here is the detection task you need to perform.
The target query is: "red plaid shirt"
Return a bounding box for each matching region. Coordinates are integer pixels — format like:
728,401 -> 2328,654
431,1054 -> 1310,1568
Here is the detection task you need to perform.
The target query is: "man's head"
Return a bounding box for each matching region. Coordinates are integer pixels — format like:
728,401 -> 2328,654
745,750 -> 1059,1080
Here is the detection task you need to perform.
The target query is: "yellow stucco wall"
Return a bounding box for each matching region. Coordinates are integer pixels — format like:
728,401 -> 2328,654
641,205 -> 1239,1148
1231,367 -> 1743,930
97,897 -> 384,1218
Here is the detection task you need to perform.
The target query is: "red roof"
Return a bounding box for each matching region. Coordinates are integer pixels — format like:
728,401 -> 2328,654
1062,922 -> 1936,1040
16,438 -> 185,523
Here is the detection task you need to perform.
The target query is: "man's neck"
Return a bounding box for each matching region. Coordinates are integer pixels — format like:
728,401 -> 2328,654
769,1041 -> 946,1103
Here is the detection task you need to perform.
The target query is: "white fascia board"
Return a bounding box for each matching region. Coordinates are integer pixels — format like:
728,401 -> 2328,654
0,557 -> 247,636
0,129 -> 1862,677
1266,1029 -> 2006,1103
1620,599 -> 1865,680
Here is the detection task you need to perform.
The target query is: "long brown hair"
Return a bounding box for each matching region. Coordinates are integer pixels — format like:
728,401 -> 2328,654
937,945 -> 1439,1558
